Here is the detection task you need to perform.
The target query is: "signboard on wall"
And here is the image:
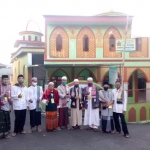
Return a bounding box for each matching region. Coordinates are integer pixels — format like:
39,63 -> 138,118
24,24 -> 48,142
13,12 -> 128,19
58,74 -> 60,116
116,39 -> 136,52
109,66 -> 118,85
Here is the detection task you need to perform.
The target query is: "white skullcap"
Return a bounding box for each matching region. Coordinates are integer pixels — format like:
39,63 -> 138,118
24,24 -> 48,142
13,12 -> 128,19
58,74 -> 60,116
87,77 -> 93,81
62,76 -> 67,80
48,82 -> 54,85
74,79 -> 79,82
31,77 -> 37,81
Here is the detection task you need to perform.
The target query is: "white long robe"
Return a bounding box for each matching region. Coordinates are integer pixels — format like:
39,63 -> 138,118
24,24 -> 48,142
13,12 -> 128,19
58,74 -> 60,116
28,85 -> 43,110
83,87 -> 99,129
70,88 -> 82,126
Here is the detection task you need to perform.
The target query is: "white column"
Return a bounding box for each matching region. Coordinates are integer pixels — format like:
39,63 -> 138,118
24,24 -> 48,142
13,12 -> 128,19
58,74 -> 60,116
123,82 -> 128,97
27,53 -> 32,65
146,82 -> 150,102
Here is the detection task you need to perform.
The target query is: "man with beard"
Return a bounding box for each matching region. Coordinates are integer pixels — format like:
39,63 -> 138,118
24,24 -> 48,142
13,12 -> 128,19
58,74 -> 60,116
83,77 -> 99,132
112,80 -> 129,138
99,81 -> 114,133
11,75 -> 29,137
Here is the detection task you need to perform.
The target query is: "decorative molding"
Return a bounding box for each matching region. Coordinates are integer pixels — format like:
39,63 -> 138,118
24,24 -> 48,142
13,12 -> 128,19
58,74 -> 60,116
95,28 -> 103,48
68,27 -> 77,39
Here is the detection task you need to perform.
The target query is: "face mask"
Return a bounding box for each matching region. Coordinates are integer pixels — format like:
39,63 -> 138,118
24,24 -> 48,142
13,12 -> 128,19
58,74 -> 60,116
88,83 -> 92,87
18,81 -> 24,85
104,87 -> 108,91
32,82 -> 37,86
75,84 -> 79,88
62,82 -> 66,86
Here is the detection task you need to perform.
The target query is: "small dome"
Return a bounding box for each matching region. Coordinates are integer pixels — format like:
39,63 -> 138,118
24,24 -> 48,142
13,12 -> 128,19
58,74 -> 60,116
26,20 -> 41,32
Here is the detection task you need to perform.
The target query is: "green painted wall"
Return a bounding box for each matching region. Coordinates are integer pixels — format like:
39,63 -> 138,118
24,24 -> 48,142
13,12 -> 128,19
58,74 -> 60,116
125,102 -> 150,122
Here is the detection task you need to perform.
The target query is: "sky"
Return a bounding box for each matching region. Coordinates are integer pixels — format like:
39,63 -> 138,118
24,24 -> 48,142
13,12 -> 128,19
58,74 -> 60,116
0,0 -> 150,64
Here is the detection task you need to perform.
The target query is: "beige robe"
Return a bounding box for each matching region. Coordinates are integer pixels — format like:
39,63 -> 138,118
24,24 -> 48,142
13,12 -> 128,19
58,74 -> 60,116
71,88 -> 82,126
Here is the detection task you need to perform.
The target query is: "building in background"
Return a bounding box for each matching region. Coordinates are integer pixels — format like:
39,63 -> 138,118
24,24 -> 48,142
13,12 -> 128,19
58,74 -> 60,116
12,11 -> 150,122
11,20 -> 45,87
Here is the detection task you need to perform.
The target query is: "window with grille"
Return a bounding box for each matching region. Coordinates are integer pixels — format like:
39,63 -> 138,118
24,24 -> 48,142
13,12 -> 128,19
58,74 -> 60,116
83,35 -> 89,51
56,34 -> 62,51
109,35 -> 115,51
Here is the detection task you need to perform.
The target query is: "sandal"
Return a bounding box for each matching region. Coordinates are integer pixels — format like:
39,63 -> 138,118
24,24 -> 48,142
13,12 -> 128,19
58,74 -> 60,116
70,126 -> 75,130
4,135 -> 10,139
28,129 -> 32,133
86,127 -> 93,130
115,131 -> 121,134
78,126 -> 82,130
12,133 -> 17,137
20,131 -> 26,134
111,131 -> 115,134
36,128 -> 41,132
125,134 -> 130,138
93,128 -> 98,132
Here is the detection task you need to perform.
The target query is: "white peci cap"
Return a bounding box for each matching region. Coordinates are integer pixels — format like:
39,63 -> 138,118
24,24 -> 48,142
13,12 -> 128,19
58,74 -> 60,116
73,79 -> 79,82
62,76 -> 67,80
48,82 -> 54,85
87,77 -> 93,81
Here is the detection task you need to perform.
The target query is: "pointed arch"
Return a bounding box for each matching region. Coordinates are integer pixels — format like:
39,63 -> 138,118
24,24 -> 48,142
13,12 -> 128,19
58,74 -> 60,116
50,68 -> 70,82
76,68 -> 97,82
127,68 -> 148,82
76,27 -> 96,58
50,26 -> 69,58
103,26 -> 122,58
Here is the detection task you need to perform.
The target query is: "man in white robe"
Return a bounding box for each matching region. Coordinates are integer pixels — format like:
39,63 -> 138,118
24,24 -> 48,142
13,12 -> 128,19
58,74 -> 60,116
83,77 -> 99,132
28,77 -> 43,133
11,74 -> 29,137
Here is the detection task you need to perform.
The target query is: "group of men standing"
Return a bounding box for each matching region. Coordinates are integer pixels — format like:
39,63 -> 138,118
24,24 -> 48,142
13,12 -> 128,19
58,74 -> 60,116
0,74 -> 129,140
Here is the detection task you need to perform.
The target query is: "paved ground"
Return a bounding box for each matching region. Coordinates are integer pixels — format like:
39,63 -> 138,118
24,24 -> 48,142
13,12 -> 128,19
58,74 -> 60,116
0,111 -> 150,150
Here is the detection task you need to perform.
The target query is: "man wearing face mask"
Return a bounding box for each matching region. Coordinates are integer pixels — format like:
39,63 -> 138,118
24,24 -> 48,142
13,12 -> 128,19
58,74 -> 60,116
70,79 -> 83,130
27,77 -> 43,133
99,81 -> 114,133
112,80 -> 129,138
57,76 -> 70,130
83,77 -> 99,132
11,75 -> 29,137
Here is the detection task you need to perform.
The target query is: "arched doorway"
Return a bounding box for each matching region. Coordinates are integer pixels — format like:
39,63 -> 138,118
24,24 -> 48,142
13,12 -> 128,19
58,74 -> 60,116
77,69 -> 96,82
128,70 -> 147,103
50,69 -> 70,88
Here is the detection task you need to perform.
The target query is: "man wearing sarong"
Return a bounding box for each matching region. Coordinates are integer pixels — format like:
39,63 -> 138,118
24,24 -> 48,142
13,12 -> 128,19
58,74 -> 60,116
57,76 -> 70,130
0,75 -> 12,139
42,82 -> 59,131
83,77 -> 99,132
70,79 -> 83,130
99,81 -> 114,133
28,77 -> 43,133
112,80 -> 129,138
11,75 -> 29,137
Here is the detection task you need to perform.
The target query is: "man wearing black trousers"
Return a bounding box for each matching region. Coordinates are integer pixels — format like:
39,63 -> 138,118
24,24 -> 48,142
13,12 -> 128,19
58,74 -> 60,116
112,80 -> 129,138
11,75 -> 29,137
